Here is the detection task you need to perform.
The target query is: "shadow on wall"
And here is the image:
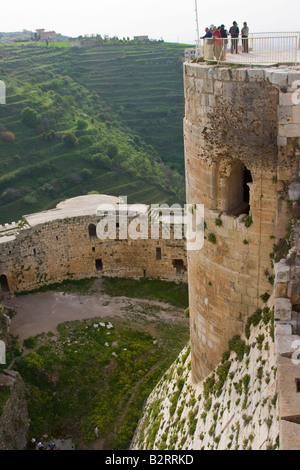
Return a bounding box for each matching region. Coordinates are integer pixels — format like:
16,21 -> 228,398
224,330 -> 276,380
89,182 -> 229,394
0,274 -> 9,298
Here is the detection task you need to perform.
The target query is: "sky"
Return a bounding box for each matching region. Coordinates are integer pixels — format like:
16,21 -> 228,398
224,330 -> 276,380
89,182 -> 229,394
1,0 -> 299,44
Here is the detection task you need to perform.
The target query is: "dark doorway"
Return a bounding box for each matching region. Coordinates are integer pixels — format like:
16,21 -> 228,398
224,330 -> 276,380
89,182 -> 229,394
95,259 -> 103,272
0,275 -> 9,294
226,161 -> 252,216
172,259 -> 187,275
88,224 -> 97,239
156,247 -> 162,260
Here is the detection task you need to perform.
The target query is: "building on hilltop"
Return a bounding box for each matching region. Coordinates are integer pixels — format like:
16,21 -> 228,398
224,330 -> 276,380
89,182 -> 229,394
133,36 -> 149,42
35,29 -> 57,42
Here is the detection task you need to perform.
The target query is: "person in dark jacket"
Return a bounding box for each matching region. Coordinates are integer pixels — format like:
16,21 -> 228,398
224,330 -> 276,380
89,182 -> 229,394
229,21 -> 239,53
220,24 -> 228,59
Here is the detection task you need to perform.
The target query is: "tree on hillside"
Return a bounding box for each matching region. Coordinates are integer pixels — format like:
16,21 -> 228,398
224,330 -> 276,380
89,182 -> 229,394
76,119 -> 88,130
0,130 -> 15,142
21,107 -> 41,128
62,131 -> 79,147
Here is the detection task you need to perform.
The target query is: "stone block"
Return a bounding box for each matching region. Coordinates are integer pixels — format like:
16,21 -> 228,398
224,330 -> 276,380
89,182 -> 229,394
288,279 -> 300,302
279,92 -> 294,106
280,420 -> 300,451
214,80 -> 223,96
277,135 -> 288,147
292,105 -> 300,123
274,297 -> 292,321
286,124 -> 300,138
270,71 -> 288,86
217,68 -> 231,81
288,72 -> 300,86
207,68 -> 218,80
279,124 -> 300,138
275,283 -> 288,298
247,69 -> 265,82
275,260 -> 291,282
288,181 -> 300,201
231,69 -> 248,82
195,66 -> 209,79
202,78 -> 214,94
275,323 -> 292,335
278,106 -> 293,124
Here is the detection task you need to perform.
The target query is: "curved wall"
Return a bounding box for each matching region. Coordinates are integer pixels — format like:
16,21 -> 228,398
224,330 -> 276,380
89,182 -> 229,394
0,196 -> 187,296
184,64 -> 300,382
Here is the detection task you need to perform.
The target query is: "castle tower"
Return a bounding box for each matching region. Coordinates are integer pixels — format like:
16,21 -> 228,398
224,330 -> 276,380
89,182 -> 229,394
184,64 -> 300,383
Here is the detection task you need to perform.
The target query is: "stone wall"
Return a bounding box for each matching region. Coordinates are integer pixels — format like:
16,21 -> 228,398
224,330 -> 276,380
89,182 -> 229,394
0,199 -> 187,297
184,63 -> 300,382
273,219 -> 300,450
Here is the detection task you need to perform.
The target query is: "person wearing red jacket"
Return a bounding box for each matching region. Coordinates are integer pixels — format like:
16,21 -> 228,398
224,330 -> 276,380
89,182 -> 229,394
212,26 -> 224,61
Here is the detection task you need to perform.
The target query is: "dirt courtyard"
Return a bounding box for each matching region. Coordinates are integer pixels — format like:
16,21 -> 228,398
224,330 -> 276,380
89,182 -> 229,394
3,280 -> 187,346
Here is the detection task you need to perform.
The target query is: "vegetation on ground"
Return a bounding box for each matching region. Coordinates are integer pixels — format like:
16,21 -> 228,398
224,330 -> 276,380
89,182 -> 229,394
3,276 -> 190,448
102,277 -> 189,309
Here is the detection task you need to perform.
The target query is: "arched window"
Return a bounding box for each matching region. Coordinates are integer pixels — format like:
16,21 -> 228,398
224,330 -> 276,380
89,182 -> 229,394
88,223 -> 97,239
95,259 -> 103,272
217,160 -> 252,216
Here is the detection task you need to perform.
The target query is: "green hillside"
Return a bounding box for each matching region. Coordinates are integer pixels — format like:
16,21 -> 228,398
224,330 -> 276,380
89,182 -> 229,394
66,42 -> 188,172
0,41 -> 189,224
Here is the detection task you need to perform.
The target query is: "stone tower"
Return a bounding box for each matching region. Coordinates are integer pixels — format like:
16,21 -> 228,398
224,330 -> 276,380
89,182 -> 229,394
184,64 -> 300,383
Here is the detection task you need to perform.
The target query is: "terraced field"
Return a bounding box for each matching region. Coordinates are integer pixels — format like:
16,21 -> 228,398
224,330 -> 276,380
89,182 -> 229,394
67,43 -> 188,171
0,41 -> 189,224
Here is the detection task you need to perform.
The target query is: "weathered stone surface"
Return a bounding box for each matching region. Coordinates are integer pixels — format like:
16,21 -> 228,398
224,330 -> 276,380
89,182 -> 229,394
275,298 -> 292,321
275,260 -> 291,283
0,371 -> 29,450
289,181 -> 300,201
0,196 -> 188,298
184,63 -> 299,383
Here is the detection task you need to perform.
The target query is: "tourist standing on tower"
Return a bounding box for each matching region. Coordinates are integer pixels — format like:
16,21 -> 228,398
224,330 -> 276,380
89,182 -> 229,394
241,22 -> 249,53
229,21 -> 239,53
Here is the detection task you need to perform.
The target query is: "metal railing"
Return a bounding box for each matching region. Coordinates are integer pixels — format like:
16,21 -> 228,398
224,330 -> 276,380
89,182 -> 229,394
250,31 -> 300,49
200,35 -> 299,65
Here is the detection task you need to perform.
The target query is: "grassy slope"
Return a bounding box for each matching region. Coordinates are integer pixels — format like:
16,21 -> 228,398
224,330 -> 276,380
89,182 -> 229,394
67,42 -> 189,172
0,42 -> 189,224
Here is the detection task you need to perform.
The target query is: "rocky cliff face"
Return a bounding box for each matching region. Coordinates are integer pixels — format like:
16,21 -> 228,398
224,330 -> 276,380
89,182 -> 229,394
130,307 -> 279,450
0,306 -> 29,450
0,370 -> 30,450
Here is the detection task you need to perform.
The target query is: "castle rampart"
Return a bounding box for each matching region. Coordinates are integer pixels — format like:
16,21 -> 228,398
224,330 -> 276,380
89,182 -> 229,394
184,63 -> 300,383
0,195 -> 187,297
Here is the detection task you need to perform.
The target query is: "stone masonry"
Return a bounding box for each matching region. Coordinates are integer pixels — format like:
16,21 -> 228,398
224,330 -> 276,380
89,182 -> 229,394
184,63 -> 300,383
0,195 -> 187,297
